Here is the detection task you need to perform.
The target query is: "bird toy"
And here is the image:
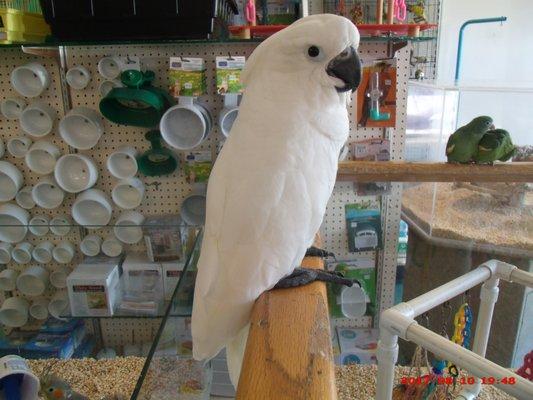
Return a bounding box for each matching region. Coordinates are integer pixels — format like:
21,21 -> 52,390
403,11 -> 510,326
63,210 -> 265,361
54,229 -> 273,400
451,302 -> 473,349
394,0 -> 407,21
517,350 -> 533,381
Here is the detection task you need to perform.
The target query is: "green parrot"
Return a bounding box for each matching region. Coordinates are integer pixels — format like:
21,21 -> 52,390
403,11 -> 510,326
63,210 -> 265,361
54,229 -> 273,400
446,116 -> 494,163
473,128 -> 516,164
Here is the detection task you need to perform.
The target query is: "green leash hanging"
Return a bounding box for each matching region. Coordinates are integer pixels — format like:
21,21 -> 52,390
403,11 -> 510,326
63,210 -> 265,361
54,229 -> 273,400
99,70 -> 174,127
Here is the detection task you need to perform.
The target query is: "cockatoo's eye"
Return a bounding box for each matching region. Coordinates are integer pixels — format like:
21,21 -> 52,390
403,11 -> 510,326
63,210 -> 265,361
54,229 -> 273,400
307,46 -> 322,59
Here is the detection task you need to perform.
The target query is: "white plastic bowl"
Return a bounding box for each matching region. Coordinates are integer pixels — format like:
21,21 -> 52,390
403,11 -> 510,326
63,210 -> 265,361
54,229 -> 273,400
28,215 -> 50,236
66,66 -> 91,90
80,234 -> 102,257
6,136 -> 32,158
11,242 -> 33,264
10,62 -> 50,98
111,177 -> 145,209
52,241 -> 75,264
0,297 -> 29,328
54,153 -> 98,193
0,98 -> 26,120
0,268 -> 17,289
160,101 -> 210,150
15,186 -> 35,210
72,189 -> 113,228
99,79 -> 124,97
50,215 -> 71,236
17,265 -> 49,296
32,177 -> 65,209
106,146 -> 138,179
59,107 -> 104,150
0,161 -> 24,202
0,203 -> 29,243
0,243 -> 13,264
180,193 -> 207,226
101,236 -> 123,257
25,140 -> 60,175
32,241 -> 53,264
19,102 -> 56,137
113,211 -> 144,244
97,56 -> 121,80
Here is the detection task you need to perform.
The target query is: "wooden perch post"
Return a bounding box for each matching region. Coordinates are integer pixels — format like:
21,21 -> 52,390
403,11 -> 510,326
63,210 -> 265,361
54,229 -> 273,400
236,255 -> 336,400
337,161 -> 533,183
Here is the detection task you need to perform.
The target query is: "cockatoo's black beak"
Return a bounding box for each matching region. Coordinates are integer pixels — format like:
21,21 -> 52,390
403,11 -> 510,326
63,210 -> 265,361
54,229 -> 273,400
326,46 -> 362,93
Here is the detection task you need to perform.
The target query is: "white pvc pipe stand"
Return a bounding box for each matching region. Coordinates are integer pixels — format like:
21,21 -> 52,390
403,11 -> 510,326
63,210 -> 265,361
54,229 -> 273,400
376,260 -> 533,400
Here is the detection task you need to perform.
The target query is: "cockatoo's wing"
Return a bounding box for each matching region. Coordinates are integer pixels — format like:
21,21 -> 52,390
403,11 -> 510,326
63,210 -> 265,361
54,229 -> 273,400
192,131 -> 334,362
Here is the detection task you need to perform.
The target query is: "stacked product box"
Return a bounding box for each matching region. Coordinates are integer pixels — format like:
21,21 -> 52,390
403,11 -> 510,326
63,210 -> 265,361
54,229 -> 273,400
335,327 -> 379,365
67,256 -> 123,317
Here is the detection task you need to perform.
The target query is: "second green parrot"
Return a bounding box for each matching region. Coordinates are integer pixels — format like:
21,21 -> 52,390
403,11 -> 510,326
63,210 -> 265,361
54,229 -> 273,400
446,116 -> 494,163
473,129 -> 517,164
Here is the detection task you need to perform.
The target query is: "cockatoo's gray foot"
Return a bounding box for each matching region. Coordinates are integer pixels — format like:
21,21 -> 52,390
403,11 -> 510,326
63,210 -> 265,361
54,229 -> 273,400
305,246 -> 336,259
274,267 -> 355,289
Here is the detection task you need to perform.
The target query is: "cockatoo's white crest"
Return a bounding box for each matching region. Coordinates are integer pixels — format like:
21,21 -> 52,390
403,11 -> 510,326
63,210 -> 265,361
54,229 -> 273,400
191,13 -> 361,387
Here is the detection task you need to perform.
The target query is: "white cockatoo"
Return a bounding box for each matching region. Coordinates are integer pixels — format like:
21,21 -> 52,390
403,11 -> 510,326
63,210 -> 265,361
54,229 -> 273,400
192,14 -> 361,387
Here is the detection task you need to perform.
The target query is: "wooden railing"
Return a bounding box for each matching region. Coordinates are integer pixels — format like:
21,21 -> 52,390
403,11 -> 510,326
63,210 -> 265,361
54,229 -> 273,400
337,161 -> 533,182
236,255 -> 336,400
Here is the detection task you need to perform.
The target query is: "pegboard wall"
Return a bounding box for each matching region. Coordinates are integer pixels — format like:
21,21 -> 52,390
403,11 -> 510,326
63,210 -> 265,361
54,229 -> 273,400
0,35 -> 409,345
0,49 -> 82,325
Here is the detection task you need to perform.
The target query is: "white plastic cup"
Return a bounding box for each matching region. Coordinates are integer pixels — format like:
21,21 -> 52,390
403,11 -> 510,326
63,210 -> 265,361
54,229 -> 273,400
25,140 -> 61,175
10,62 -> 50,97
160,97 -> 212,150
50,215 -> 71,236
219,94 -> 239,137
52,241 -> 75,264
15,186 -> 35,210
32,177 -> 65,209
17,265 -> 49,296
30,298 -> 49,320
340,285 -> 368,318
0,269 -> 18,290
48,290 -> 69,318
72,189 -> 113,228
6,136 -> 32,158
29,215 -> 50,236
0,297 -> 29,327
99,79 -> 124,97
11,242 -> 33,264
32,241 -> 54,264
0,161 -> 24,202
101,236 -> 123,257
114,211 -> 145,244
97,56 -> 122,80
180,185 -> 207,226
112,177 -> 145,209
107,146 -> 138,179
0,97 -> 26,120
59,107 -> 104,150
19,101 -> 56,137
0,203 -> 29,243
80,234 -> 102,257
50,266 -> 70,289
0,243 -> 13,264
0,355 -> 39,398
54,153 -> 98,193
66,66 -> 91,90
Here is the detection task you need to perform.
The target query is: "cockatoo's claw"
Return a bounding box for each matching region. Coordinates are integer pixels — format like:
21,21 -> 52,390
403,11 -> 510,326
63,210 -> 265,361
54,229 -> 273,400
274,267 -> 354,289
305,246 -> 336,259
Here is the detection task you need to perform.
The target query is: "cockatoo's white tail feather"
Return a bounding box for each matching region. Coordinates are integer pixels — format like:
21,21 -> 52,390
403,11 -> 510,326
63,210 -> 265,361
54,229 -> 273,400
191,13 -> 360,387
226,323 -> 250,387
